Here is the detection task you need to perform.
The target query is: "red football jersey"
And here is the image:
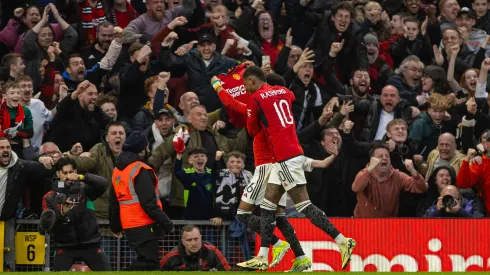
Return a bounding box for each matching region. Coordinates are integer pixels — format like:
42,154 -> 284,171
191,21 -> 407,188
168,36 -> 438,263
217,90 -> 275,166
247,84 -> 303,162
217,64 -> 250,127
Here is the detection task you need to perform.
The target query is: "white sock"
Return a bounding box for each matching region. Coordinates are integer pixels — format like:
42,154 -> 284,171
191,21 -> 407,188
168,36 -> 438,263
258,247 -> 269,258
273,239 -> 282,247
334,233 -> 345,245
296,255 -> 307,261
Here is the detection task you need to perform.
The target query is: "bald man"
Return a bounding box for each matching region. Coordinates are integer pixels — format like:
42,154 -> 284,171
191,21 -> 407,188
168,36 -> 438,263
414,133 -> 466,180
359,85 -> 417,142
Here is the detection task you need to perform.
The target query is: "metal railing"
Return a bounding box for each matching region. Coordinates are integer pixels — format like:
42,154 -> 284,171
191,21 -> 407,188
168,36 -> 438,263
3,219 -> 253,271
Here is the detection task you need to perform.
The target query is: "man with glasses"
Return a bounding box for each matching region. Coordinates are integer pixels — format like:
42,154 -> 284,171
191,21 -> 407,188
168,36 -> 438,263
387,55 -> 424,107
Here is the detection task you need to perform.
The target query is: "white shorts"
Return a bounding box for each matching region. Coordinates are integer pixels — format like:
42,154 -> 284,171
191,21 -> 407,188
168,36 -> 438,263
269,155 -> 310,191
241,163 -> 288,207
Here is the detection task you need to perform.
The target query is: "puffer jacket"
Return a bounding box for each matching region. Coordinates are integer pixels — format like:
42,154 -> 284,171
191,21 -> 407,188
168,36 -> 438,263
356,99 -> 414,142
149,124 -> 248,207
132,106 -> 154,132
41,173 -> 107,248
408,112 -> 451,159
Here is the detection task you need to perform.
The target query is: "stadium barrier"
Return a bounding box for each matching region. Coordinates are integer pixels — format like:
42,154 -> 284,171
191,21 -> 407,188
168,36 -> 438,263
260,218 -> 490,272
2,219 -> 251,271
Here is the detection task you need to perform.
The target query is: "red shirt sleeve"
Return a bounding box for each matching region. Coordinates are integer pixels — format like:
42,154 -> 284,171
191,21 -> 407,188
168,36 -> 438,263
247,96 -> 262,137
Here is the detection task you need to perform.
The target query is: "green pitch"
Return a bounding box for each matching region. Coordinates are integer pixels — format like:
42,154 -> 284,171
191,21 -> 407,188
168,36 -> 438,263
8,272 -> 490,274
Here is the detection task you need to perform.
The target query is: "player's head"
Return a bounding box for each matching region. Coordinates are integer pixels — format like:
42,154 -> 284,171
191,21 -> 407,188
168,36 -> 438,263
266,73 -> 286,86
243,66 -> 266,93
188,147 -> 208,173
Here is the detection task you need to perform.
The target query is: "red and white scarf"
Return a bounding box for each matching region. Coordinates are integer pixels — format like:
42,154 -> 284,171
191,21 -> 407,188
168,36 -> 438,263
80,0 -> 106,44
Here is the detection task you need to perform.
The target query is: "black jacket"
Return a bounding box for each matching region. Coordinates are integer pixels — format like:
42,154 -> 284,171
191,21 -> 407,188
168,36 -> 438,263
298,120 -> 362,217
0,155 -> 55,221
109,151 -> 173,246
132,107 -> 154,132
283,69 -> 323,131
160,241 -> 230,271
356,99 -> 414,142
386,74 -> 421,106
118,60 -> 165,121
41,173 -> 107,248
475,13 -> 490,38
160,47 -> 238,112
295,3 -> 368,82
46,96 -> 111,152
390,34 -> 433,68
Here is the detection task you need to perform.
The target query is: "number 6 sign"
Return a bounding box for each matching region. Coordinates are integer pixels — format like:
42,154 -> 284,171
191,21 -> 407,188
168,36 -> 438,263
15,232 -> 45,265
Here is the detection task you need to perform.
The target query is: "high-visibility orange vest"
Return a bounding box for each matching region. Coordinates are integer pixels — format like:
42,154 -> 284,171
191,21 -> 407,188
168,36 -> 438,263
112,161 -> 163,229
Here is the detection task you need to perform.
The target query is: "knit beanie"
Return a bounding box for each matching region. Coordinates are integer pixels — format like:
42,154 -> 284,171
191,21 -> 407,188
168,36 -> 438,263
364,33 -> 379,48
123,130 -> 149,154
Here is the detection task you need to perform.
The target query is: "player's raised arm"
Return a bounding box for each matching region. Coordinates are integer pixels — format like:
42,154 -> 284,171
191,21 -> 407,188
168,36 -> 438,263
211,76 -> 247,116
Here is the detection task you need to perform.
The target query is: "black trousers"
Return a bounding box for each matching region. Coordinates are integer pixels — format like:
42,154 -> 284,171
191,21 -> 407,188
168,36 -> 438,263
53,246 -> 110,271
126,239 -> 160,271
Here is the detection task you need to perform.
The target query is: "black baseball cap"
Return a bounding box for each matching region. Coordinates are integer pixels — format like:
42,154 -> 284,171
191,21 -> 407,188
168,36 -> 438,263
457,7 -> 476,19
156,108 -> 173,118
197,28 -> 216,44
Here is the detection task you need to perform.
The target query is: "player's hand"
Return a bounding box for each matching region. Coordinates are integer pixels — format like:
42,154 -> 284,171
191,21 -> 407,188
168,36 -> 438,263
367,157 -> 380,172
211,76 -> 220,85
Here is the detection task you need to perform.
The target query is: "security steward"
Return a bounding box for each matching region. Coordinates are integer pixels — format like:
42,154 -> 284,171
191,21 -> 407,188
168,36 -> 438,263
109,130 -> 174,271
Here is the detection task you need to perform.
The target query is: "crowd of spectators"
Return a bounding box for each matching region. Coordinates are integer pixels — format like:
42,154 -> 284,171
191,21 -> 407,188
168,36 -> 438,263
1,0 -> 490,269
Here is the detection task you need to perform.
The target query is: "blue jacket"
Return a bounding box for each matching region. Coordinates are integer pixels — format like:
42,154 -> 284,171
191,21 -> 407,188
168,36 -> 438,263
174,159 -> 216,220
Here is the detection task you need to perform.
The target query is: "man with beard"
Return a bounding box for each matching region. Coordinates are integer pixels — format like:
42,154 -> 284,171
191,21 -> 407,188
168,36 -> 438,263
414,133 -> 465,181
283,48 -> 323,131
387,55 -> 424,106
65,121 -> 126,219
80,21 -> 116,69
17,75 -> 53,151
295,1 -> 368,83
352,142 -> 427,217
357,85 -> 416,142
145,109 -> 176,206
62,26 -> 124,93
0,137 -> 56,221
46,80 -> 111,153
161,28 -> 238,111
123,0 -> 196,44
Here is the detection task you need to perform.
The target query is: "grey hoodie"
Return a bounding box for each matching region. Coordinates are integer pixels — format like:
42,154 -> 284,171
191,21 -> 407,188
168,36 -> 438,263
467,28 -> 488,53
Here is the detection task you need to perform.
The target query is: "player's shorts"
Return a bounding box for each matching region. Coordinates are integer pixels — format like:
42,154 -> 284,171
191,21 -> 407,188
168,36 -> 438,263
269,155 -> 307,191
241,163 -> 288,207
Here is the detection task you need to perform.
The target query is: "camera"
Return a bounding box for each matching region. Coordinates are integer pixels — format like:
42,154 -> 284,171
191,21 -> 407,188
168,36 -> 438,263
52,179 -> 82,204
442,195 -> 456,209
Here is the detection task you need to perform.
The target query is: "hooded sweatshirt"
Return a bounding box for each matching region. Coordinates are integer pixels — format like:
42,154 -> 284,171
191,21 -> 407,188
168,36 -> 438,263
467,28 -> 488,53
0,152 -> 18,215
352,167 -> 428,217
